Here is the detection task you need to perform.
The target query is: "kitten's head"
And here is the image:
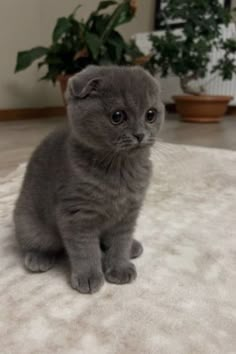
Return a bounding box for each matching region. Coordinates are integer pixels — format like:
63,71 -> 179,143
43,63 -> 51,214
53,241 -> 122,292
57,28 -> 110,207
66,65 -> 165,152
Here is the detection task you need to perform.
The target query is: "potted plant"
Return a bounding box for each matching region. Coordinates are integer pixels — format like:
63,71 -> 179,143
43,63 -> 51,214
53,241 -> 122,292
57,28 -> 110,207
149,0 -> 236,122
15,0 -> 144,100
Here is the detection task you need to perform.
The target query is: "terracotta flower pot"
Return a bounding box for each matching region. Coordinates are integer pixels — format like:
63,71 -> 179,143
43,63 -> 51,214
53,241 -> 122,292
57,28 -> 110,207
173,95 -> 233,123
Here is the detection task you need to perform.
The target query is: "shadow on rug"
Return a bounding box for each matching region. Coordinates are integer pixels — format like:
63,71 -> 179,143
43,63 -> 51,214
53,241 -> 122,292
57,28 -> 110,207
0,143 -> 235,354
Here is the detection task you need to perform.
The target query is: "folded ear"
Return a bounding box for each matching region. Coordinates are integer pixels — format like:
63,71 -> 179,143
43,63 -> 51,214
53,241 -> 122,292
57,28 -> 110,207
67,75 -> 102,100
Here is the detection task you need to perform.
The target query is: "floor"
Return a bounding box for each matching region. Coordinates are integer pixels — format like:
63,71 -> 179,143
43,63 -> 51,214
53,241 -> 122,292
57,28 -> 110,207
0,113 -> 235,178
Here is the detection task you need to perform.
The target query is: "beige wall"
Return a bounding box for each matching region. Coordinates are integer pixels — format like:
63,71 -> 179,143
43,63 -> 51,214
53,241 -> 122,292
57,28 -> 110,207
0,0 -> 155,109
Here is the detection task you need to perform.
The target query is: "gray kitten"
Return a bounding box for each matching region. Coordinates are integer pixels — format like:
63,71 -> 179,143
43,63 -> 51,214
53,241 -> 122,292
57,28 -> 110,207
14,65 -> 164,294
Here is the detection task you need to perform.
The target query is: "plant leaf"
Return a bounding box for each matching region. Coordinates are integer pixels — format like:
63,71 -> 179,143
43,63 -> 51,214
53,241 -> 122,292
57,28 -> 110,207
97,1 -> 117,12
85,1 -> 116,31
37,60 -> 46,69
114,1 -> 135,27
53,17 -> 71,42
85,32 -> 101,59
107,31 -> 125,62
71,4 -> 82,17
99,1 -> 134,43
15,47 -> 48,72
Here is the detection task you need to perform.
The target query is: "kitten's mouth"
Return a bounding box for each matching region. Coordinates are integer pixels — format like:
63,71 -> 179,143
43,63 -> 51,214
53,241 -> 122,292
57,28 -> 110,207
117,141 -> 152,151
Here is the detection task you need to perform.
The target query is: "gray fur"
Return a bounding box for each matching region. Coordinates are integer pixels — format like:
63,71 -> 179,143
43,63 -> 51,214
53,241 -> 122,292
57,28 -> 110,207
14,66 -> 165,294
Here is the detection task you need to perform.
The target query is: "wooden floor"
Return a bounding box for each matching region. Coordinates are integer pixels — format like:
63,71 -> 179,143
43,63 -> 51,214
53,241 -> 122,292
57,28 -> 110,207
0,114 -> 235,178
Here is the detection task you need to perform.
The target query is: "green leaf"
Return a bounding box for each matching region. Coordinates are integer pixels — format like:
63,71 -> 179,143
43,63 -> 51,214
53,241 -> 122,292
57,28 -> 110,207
52,17 -> 71,42
107,31 -> 125,62
37,60 -> 46,69
15,47 -> 48,72
93,15 -> 109,34
99,1 -> 134,44
115,1 -> 134,26
85,32 -> 101,59
97,1 -> 117,12
85,1 -> 116,31
222,38 -> 236,53
71,4 -> 82,17
98,51 -> 113,65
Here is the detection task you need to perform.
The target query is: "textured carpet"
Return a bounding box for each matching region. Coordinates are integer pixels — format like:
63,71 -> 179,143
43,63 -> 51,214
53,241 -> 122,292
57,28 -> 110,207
0,143 -> 236,354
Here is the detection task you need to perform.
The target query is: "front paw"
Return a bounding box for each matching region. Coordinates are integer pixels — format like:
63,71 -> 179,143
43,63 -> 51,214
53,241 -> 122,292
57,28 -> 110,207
105,262 -> 137,285
130,239 -> 143,259
71,271 -> 104,294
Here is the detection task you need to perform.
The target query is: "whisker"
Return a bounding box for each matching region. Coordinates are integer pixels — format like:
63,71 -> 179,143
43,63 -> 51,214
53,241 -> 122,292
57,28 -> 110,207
152,141 -> 190,174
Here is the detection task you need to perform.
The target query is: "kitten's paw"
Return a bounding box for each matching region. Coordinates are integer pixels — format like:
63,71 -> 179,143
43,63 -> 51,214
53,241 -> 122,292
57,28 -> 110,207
71,271 -> 104,294
24,251 -> 55,272
130,239 -> 143,259
105,262 -> 137,284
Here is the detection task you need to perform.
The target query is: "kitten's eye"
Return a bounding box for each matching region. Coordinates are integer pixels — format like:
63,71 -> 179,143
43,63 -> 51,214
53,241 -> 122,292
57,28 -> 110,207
146,108 -> 157,123
111,110 -> 126,125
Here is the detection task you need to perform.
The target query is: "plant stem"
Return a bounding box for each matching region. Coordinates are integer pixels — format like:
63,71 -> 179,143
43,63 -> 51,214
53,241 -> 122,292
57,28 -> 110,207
180,76 -> 205,95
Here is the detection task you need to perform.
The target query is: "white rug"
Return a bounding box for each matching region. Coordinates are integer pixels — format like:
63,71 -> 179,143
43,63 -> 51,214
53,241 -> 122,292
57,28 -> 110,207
0,143 -> 236,354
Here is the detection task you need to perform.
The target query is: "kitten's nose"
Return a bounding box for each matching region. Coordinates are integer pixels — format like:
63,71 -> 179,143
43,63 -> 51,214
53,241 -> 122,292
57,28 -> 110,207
134,133 -> 144,143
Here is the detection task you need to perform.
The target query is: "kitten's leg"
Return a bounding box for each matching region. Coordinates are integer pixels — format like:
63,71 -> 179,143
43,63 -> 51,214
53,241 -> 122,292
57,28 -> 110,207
57,210 -> 104,294
14,211 -> 62,273
102,239 -> 143,259
102,214 -> 138,285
